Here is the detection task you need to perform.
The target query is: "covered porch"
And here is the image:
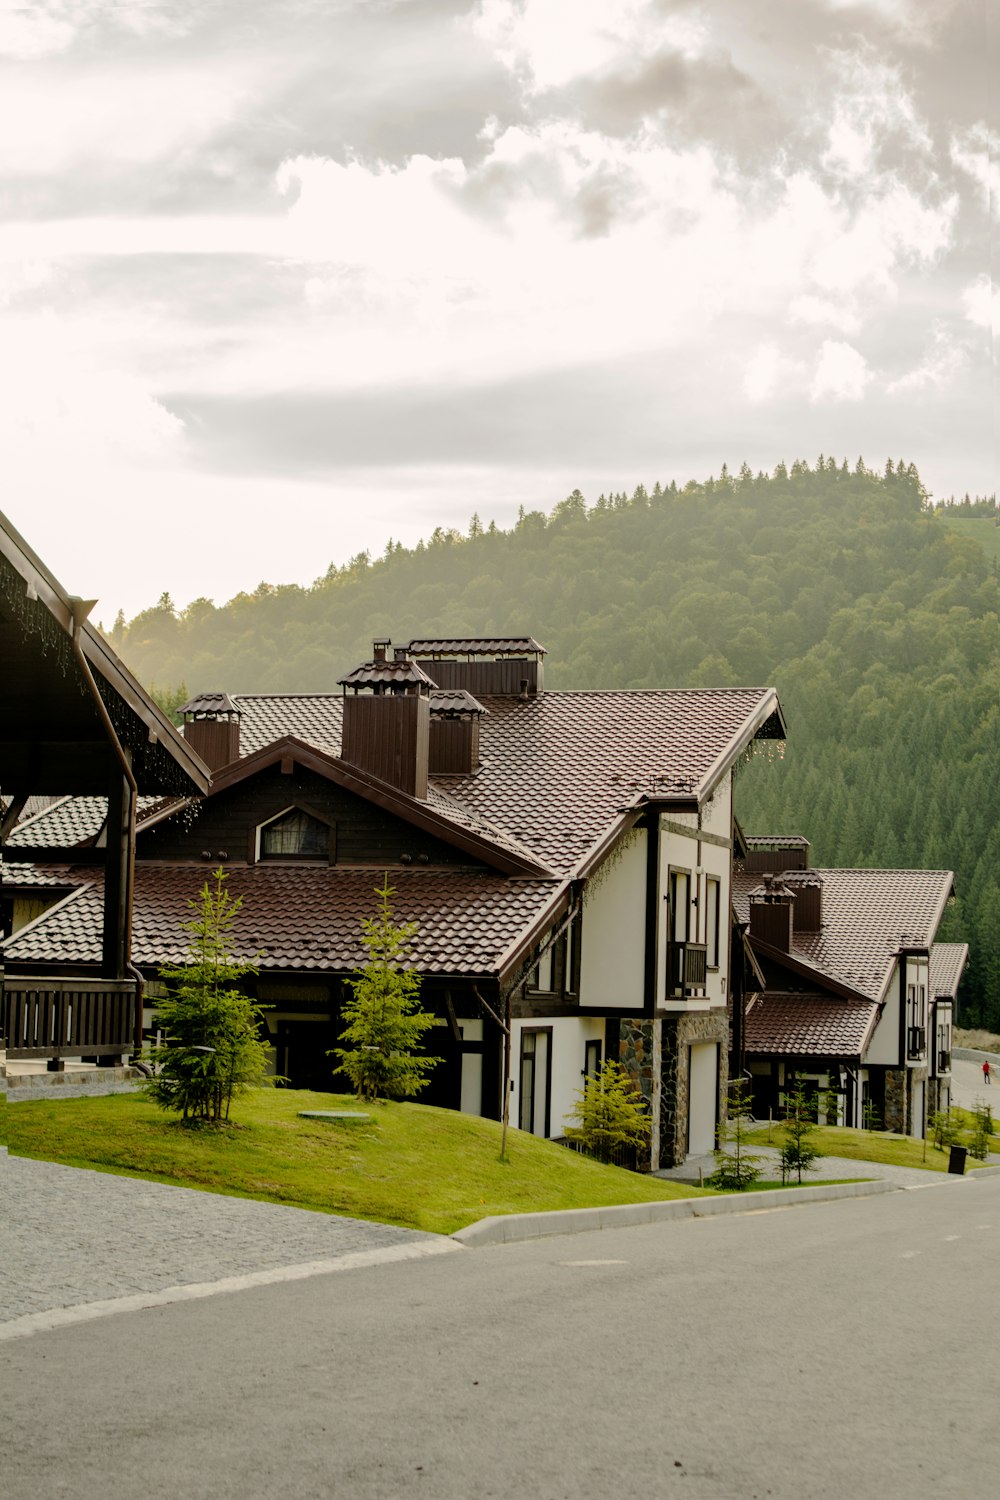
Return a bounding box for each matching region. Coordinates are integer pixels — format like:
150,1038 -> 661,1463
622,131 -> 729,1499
0,510 -> 209,1075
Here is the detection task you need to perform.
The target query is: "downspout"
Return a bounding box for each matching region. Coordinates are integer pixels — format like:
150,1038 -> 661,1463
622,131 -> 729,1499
69,602 -> 143,1056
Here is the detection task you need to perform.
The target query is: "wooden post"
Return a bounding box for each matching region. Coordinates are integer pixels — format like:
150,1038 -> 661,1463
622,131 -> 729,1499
102,766 -> 137,1057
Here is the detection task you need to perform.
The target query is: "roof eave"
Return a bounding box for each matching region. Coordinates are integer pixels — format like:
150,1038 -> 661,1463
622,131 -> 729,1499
696,688 -> 786,804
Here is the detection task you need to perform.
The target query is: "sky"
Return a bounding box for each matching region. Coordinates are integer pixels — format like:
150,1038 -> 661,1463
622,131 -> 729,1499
1,0 -> 995,623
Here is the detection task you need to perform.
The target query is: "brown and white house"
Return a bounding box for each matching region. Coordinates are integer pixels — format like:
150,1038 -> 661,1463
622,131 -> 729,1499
1,636 -> 787,1168
732,835 -> 967,1138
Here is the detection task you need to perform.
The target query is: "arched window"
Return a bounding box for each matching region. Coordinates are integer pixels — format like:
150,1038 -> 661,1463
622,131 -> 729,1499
259,808 -> 332,861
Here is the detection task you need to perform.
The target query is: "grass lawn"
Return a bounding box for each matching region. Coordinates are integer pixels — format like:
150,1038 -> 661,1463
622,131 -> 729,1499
1,1088 -> 710,1235
745,1122 -> 995,1173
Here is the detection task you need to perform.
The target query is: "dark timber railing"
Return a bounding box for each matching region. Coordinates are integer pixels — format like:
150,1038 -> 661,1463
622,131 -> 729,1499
2,975 -> 136,1061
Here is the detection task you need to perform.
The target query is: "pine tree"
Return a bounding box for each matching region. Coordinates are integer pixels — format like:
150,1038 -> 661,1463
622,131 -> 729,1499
144,871 -> 272,1124
780,1081 -> 820,1184
332,876 -> 441,1102
709,1077 -> 763,1190
563,1059 -> 649,1165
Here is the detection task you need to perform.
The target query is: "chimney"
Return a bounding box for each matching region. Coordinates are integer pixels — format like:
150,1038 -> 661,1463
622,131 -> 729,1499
404,637 -> 546,697
428,690 -> 486,775
180,692 -> 241,773
784,871 -> 823,932
338,641 -> 435,798
748,873 -> 795,953
743,836 -> 810,875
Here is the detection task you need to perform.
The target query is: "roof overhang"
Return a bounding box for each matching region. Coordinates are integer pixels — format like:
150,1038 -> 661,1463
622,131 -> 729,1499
0,510 -> 209,798
697,688 -> 786,804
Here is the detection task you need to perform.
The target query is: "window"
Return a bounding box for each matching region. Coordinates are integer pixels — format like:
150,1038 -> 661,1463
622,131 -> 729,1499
705,876 -> 721,969
584,1039 -> 602,1081
259,808 -> 332,861
668,868 -> 690,942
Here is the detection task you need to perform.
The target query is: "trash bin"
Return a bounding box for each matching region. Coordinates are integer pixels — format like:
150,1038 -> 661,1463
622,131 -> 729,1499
948,1145 -> 967,1175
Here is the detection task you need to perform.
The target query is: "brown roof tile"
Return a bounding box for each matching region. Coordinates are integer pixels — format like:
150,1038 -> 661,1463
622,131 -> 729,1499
734,866 -> 954,1001
235,688 -> 780,877
406,637 -> 546,656
745,992 -> 881,1058
0,866 -> 560,977
929,942 -> 969,999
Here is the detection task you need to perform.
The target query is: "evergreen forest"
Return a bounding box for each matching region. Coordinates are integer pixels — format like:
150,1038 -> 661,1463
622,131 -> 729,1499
110,460 -> 1000,1028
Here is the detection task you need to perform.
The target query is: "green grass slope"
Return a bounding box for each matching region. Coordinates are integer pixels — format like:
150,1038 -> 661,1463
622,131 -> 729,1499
2,1090 -> 707,1235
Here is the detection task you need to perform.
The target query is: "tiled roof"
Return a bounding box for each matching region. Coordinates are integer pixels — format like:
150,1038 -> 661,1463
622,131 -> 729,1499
0,866 -> 560,977
734,867 -> 954,1002
430,689 -> 486,716
338,658 -> 436,690
0,861 -> 82,889
745,992 -> 881,1058
236,695 -> 343,757
407,638 -> 546,656
930,942 -> 969,999
744,835 -> 809,848
234,688 -> 779,877
181,692 -> 240,718
5,794 -> 170,849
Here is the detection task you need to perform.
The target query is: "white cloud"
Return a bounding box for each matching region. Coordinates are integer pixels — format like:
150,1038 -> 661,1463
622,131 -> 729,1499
0,60 -> 256,175
470,0 -> 707,90
0,1 -> 191,59
962,275 -> 998,337
886,330 -> 966,394
950,125 -> 999,215
820,51 -> 932,179
820,0 -> 960,42
810,339 -> 872,401
743,343 -> 806,403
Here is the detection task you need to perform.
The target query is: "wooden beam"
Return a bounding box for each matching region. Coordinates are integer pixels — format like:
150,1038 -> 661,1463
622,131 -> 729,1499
102,769 -> 134,980
0,792 -> 29,845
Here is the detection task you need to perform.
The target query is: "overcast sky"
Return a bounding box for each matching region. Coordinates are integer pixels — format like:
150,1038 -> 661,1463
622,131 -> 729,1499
1,0 -> 995,622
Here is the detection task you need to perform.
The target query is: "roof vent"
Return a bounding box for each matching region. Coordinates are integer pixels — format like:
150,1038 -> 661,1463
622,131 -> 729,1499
180,692 -> 242,773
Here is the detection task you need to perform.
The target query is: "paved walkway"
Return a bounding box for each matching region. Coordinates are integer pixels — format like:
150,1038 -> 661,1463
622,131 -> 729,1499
655,1141 -> 1000,1189
0,1154 -> 445,1331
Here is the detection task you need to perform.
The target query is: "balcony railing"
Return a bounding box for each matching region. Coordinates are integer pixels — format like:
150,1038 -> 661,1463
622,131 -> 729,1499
906,1025 -> 926,1061
667,941 -> 708,999
937,1049 -> 951,1075
2,975 -> 137,1061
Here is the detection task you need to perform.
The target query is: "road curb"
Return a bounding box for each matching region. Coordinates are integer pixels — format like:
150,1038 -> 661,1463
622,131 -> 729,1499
452,1179 -> 897,1247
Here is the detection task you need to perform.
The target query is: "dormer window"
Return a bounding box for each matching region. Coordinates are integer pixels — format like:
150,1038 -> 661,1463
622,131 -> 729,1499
258,808 -> 334,862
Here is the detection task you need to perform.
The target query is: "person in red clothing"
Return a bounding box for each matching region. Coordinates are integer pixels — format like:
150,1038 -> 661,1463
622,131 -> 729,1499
984,1059 -> 992,1085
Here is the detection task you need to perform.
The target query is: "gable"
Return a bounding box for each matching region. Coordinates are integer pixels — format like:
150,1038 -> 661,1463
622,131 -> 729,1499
138,761 -> 494,870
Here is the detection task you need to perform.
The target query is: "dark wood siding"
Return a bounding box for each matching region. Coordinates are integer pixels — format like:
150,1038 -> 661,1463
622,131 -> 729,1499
429,717 -> 479,774
341,693 -> 429,797
748,901 -> 793,952
138,763 -> 487,868
182,719 -> 241,773
791,885 -> 822,931
416,658 -> 540,697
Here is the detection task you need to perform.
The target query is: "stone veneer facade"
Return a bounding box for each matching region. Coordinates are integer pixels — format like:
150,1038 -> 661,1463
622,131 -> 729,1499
615,1011 -> 728,1170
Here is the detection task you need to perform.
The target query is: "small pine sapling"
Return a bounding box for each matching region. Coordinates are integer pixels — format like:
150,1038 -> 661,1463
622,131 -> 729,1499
822,1082 -> 841,1127
564,1059 -> 650,1166
780,1081 -> 820,1185
967,1101 -> 993,1161
709,1076 -> 763,1191
862,1097 -> 881,1133
332,875 -> 441,1102
929,1108 -> 960,1152
144,870 -> 273,1124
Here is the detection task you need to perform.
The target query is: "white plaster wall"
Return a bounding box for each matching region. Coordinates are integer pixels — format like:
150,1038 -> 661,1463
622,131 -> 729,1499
579,830 -> 647,1009
688,1041 -> 719,1155
866,963 -> 902,1065
656,776 -> 733,1010
507,1014 -> 605,1138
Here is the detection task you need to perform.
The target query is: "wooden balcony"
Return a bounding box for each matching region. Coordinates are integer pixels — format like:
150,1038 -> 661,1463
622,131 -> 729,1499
906,1025 -> 926,1062
2,974 -> 137,1062
667,941 -> 708,999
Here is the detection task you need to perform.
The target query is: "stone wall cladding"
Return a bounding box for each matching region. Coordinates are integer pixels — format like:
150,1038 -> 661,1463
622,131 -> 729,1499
884,1069 -> 907,1134
617,1021 -> 656,1170
5,1066 -> 142,1103
658,1009 -> 729,1168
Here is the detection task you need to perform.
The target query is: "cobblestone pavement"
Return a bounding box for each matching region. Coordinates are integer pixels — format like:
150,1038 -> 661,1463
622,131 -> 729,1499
1,1154 -> 442,1327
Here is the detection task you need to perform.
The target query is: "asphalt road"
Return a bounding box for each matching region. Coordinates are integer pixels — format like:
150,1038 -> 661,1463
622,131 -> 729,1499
5,1175 -> 997,1500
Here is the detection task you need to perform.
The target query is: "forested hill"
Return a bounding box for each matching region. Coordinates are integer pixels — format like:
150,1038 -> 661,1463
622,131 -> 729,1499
112,459 -> 1000,1027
